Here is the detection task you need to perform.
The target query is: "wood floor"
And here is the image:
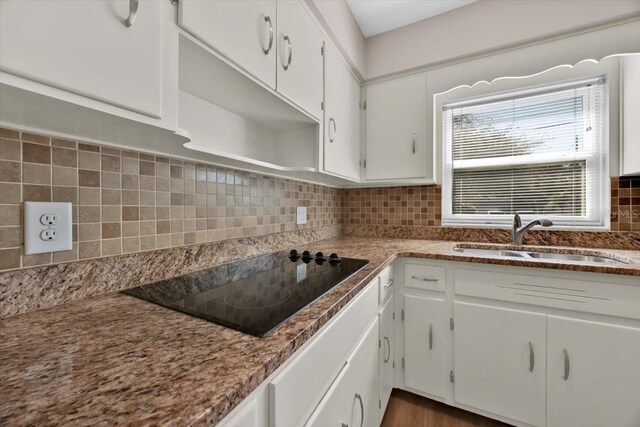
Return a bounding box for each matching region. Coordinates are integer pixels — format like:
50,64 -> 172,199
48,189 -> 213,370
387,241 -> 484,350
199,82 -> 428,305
381,389 -> 512,427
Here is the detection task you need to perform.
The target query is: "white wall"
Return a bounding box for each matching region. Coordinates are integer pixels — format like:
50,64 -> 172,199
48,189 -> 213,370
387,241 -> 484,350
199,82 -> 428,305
365,0 -> 640,80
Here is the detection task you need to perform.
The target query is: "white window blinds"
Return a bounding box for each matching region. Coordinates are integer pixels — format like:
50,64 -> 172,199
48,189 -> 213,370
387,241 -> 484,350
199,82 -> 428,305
442,78 -> 608,228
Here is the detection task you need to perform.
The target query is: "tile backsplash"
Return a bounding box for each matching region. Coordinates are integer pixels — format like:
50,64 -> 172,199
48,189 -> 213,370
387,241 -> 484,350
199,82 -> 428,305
0,127 -> 342,271
342,186 -> 442,227
610,176 -> 640,232
1,126 -> 638,273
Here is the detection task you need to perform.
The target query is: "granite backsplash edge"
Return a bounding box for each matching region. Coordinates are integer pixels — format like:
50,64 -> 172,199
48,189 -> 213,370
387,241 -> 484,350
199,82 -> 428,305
343,224 -> 640,251
0,224 -> 341,319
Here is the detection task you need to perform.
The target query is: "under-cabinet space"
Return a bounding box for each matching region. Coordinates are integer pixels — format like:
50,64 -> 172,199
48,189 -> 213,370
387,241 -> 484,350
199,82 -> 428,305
178,35 -> 319,172
178,0 -> 277,90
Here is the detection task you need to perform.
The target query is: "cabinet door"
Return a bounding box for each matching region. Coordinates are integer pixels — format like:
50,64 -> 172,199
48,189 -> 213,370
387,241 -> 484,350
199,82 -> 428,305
364,73 -> 427,181
621,55 -> 640,176
379,296 -> 395,415
453,302 -> 546,427
276,0 -> 324,119
404,295 -> 447,398
547,316 -> 640,427
178,0 -> 276,90
323,42 -> 361,181
0,0 -> 163,118
306,319 -> 379,427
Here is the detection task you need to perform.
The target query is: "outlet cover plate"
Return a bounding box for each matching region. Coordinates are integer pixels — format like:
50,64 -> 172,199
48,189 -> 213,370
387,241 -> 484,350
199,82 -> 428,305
24,202 -> 73,255
296,207 -> 307,225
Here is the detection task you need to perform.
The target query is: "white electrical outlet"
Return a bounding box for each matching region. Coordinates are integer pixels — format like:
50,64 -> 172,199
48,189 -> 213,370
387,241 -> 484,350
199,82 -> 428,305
24,202 -> 72,255
296,206 -> 307,225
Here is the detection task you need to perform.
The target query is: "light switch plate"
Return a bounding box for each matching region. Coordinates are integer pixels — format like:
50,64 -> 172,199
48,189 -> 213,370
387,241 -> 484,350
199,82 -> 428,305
296,206 -> 307,225
24,202 -> 73,255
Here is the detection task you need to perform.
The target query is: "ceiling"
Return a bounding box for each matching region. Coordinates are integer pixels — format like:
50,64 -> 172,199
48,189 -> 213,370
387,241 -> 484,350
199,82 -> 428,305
347,0 -> 476,38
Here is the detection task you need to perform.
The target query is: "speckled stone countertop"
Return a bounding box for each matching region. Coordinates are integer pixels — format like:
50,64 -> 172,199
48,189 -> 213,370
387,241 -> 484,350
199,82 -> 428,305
2,237 -> 640,426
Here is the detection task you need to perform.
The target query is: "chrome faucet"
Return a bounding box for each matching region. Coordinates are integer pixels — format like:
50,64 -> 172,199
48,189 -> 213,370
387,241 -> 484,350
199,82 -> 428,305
512,213 -> 553,246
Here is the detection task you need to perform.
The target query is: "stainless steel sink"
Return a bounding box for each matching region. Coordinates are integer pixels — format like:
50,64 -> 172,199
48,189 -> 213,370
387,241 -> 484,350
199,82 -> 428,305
453,247 -> 627,265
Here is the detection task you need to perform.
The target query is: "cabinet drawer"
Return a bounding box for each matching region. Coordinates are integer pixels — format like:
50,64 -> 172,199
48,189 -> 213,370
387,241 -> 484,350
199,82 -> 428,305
405,264 -> 446,291
269,280 -> 378,427
455,268 -> 640,320
378,266 -> 394,304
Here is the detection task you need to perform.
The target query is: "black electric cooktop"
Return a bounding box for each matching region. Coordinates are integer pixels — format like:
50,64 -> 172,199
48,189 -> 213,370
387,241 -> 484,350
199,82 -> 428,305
123,250 -> 368,337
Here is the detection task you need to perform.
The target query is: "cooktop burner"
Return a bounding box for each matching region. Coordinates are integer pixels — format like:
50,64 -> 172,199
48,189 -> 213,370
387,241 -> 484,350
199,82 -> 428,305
123,250 -> 368,337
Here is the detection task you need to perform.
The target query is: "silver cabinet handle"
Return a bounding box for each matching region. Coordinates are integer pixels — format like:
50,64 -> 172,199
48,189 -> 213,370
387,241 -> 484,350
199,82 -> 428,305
428,324 -> 433,350
263,16 -> 274,55
383,279 -> 394,289
329,118 -> 336,142
282,35 -> 292,70
529,341 -> 535,372
341,424 -> 348,427
383,336 -> 391,363
411,275 -> 438,282
354,393 -> 364,427
124,0 -> 139,28
563,349 -> 570,380
411,133 -> 416,154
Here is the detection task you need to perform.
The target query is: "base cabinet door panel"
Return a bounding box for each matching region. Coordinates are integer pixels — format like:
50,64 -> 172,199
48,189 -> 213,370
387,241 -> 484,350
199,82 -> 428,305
0,0 -> 163,118
178,0 -> 277,89
404,295 -> 447,398
453,302 -> 546,427
547,316 -> 640,427
379,296 -> 395,415
306,318 -> 380,427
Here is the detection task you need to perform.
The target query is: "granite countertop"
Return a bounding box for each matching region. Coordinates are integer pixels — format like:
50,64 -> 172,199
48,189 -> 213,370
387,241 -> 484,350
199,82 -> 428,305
2,237 -> 640,426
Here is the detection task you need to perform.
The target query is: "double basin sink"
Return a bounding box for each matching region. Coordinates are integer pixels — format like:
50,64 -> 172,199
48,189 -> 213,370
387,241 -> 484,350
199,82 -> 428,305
453,246 -> 628,265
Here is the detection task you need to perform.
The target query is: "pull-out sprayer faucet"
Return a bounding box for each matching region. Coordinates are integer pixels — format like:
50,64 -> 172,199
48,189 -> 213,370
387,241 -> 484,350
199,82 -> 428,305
512,213 -> 553,246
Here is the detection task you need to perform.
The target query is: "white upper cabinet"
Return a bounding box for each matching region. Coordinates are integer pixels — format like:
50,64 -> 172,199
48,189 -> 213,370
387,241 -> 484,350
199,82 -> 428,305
547,316 -> 640,427
621,54 -> 640,176
323,42 -> 361,181
453,302 -> 547,427
178,0 -> 276,90
364,73 -> 427,181
0,0 -> 164,119
276,0 -> 324,120
404,295 -> 447,399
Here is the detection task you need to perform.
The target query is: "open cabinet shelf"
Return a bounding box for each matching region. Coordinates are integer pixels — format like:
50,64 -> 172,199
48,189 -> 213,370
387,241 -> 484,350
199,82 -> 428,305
178,34 -> 320,173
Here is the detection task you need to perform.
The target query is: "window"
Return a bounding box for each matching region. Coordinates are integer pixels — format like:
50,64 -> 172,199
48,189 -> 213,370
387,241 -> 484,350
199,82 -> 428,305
442,78 -> 608,228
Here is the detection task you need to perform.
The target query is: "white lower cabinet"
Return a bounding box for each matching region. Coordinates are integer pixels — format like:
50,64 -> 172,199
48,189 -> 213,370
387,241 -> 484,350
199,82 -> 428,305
379,295 -> 395,416
547,316 -> 640,427
404,295 -> 447,398
306,318 -> 380,427
453,302 -> 547,427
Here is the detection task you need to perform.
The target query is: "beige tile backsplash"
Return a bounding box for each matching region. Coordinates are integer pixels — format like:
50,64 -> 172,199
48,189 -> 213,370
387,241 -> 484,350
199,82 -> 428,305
0,126 -> 637,273
0,127 -> 342,271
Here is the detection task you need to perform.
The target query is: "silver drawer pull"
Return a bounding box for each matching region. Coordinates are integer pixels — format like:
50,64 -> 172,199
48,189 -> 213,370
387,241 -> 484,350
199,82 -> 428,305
282,35 -> 292,70
428,324 -> 433,350
329,118 -> 336,142
124,0 -> 139,27
411,133 -> 416,154
563,348 -> 570,380
263,16 -> 274,55
383,279 -> 394,289
529,341 -> 535,372
411,275 -> 438,282
383,336 -> 391,363
354,393 -> 364,427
